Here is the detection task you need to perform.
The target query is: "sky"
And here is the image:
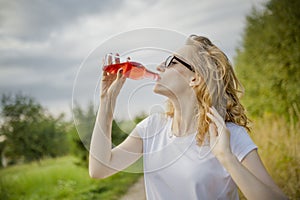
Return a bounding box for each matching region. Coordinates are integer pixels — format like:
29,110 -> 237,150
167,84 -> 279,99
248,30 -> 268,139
0,0 -> 267,121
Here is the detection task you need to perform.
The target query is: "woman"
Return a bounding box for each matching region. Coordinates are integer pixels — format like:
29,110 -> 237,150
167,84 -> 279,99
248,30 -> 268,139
89,35 -> 287,199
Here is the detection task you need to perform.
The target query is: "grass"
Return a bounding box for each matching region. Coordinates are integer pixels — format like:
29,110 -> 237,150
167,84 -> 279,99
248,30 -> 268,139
0,156 -> 142,200
0,114 -> 298,199
247,114 -> 300,199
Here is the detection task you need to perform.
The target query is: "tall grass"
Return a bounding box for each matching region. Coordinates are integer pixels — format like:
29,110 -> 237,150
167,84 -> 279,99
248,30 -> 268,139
249,112 -> 299,199
0,156 -> 141,200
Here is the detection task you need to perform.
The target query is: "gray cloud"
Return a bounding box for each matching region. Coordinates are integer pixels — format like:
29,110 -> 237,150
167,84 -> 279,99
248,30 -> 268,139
0,0 -> 127,41
0,0 -> 267,119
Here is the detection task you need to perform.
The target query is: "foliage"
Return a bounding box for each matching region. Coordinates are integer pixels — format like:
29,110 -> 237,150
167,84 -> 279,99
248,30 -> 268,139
235,0 -> 300,117
234,2 -> 300,198
0,156 -> 141,200
0,94 -> 69,166
71,102 -> 146,167
71,102 -> 96,167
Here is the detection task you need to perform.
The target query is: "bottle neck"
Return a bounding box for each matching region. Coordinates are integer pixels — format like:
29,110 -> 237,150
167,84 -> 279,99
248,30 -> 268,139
144,69 -> 160,81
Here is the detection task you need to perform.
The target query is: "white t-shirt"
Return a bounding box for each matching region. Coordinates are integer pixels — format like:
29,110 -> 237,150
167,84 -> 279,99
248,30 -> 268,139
136,113 -> 257,200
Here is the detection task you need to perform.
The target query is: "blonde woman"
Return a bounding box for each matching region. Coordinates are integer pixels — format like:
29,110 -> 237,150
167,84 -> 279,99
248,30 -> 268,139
89,35 -> 287,199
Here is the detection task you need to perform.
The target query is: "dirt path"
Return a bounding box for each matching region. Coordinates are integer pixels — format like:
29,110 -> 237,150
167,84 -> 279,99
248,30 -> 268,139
120,176 -> 146,200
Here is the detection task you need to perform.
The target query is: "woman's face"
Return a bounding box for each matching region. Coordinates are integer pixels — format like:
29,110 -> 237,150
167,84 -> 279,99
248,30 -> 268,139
153,45 -> 196,98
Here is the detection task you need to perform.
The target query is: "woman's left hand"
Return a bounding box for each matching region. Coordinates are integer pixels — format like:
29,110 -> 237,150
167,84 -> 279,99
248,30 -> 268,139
206,107 -> 233,162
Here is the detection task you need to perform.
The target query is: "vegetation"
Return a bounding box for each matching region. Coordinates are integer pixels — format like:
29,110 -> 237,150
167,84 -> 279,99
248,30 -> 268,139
252,114 -> 299,199
0,0 -> 299,199
71,102 -> 145,167
0,156 -> 141,200
0,94 -> 69,166
236,115 -> 299,200
0,97 -> 145,199
235,0 -> 300,118
234,0 -> 299,199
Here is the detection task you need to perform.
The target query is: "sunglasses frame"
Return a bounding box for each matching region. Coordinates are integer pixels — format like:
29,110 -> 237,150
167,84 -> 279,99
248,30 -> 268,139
165,55 -> 195,72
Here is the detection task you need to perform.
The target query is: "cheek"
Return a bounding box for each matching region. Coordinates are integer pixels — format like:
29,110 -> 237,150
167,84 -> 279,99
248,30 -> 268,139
157,71 -> 189,93
167,69 -> 190,86
163,68 -> 185,81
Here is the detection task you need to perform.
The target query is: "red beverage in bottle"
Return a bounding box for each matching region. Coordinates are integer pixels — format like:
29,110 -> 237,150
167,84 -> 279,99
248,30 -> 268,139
103,54 -> 160,81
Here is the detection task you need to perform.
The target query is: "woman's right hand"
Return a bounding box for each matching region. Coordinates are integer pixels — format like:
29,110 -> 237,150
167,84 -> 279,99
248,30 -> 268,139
100,54 -> 126,99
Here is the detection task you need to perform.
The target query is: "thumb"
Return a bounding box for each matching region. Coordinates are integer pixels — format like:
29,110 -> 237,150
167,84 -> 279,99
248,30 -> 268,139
117,68 -> 124,80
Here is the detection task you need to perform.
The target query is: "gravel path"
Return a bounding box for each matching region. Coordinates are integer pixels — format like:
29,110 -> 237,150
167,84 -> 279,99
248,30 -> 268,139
120,176 -> 146,200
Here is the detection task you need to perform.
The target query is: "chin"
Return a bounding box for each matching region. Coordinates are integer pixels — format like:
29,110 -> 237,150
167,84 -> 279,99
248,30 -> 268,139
153,83 -> 160,94
153,82 -> 164,94
153,82 -> 171,97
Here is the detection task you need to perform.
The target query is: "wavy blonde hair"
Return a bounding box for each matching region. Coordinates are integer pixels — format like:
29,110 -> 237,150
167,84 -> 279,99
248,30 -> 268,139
166,35 -> 250,145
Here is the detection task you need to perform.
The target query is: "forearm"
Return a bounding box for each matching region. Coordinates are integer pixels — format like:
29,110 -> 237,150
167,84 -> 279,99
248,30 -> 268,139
89,97 -> 115,178
220,154 -> 287,200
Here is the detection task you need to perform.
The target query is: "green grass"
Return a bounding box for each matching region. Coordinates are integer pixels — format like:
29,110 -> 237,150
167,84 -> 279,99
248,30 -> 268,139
0,156 -> 142,200
1,115 -> 298,199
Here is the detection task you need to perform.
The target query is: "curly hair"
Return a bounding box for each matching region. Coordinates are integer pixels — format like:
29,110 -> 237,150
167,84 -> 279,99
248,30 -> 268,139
166,35 -> 250,145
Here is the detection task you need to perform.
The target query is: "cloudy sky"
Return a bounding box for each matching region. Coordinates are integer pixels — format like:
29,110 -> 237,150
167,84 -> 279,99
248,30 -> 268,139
0,0 -> 267,121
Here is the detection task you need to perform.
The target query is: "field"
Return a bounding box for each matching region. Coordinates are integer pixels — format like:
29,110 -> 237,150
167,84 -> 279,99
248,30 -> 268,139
249,115 -> 299,199
0,115 -> 299,199
0,156 -> 141,200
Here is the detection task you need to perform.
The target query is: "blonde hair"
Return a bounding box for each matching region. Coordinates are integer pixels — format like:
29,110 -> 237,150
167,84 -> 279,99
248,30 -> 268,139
166,35 -> 250,145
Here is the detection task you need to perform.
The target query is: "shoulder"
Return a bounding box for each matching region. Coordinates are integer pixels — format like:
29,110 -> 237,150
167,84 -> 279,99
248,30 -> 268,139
226,122 -> 252,141
226,122 -> 247,135
136,113 -> 168,138
226,122 -> 252,140
137,113 -> 168,127
226,122 -> 258,162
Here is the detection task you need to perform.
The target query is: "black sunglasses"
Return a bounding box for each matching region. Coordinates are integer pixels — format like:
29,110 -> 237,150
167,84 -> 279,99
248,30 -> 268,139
164,55 -> 195,72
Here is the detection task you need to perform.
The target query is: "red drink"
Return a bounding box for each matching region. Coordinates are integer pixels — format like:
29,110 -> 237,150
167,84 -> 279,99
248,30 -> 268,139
103,61 -> 160,81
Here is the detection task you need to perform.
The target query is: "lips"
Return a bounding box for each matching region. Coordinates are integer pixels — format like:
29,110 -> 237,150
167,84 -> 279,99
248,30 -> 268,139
156,74 -> 162,81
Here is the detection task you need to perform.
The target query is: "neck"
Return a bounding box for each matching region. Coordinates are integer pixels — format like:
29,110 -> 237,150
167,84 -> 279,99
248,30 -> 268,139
169,92 -> 198,137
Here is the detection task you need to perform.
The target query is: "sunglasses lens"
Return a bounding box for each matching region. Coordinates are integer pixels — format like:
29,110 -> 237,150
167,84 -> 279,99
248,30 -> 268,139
165,56 -> 173,67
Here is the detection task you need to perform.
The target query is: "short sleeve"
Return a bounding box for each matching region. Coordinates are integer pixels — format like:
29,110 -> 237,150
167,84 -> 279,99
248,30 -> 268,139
227,123 -> 258,162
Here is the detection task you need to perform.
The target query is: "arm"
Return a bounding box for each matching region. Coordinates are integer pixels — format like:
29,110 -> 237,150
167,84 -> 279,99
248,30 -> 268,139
89,58 -> 143,179
207,107 -> 288,200
220,150 -> 287,200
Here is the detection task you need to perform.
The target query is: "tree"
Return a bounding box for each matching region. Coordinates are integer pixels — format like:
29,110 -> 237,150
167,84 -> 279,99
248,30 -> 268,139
72,102 -> 145,167
235,0 -> 300,117
0,94 -> 69,166
71,102 -> 96,166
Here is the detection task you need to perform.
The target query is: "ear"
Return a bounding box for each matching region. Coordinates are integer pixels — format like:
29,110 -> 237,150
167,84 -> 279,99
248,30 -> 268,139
189,75 -> 201,87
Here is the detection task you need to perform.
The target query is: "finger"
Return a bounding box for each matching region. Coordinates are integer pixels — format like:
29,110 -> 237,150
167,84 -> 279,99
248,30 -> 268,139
102,72 -> 117,83
210,107 -> 222,120
206,112 -> 217,124
209,122 -> 218,137
102,69 -> 111,76
102,57 -> 105,68
206,112 -> 224,130
102,71 -> 110,81
209,107 -> 225,125
114,69 -> 126,90
115,53 -> 120,64
116,68 -> 124,80
107,53 -> 113,65
208,123 -> 219,151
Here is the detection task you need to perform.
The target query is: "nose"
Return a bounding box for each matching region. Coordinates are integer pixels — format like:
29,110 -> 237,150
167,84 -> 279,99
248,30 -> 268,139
156,62 -> 165,72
